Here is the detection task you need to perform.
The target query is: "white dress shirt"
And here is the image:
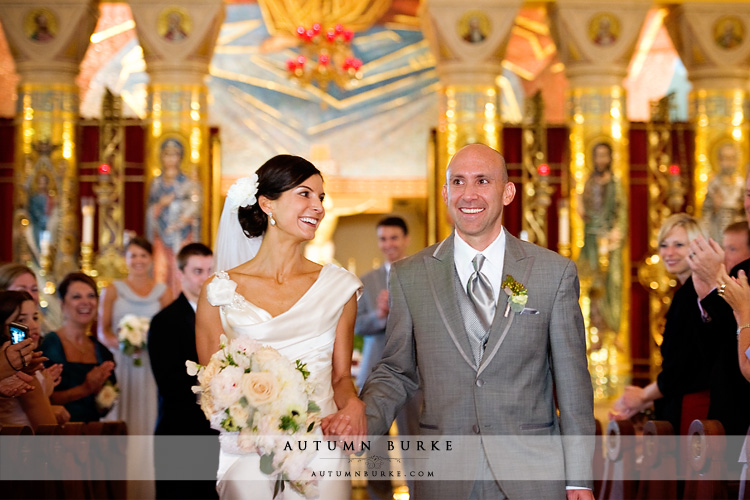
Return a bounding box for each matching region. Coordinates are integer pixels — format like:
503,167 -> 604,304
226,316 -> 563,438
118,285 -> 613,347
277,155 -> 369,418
453,229 -> 506,302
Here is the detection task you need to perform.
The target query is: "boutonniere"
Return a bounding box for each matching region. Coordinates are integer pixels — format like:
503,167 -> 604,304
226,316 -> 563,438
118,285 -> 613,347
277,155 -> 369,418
501,275 -> 528,317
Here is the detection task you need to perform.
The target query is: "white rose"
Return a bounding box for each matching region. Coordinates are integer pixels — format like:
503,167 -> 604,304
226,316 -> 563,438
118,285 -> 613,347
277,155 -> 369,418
251,348 -> 282,371
96,383 -> 119,409
241,372 -> 279,407
198,358 -> 220,387
228,404 -> 251,429
209,366 -> 244,410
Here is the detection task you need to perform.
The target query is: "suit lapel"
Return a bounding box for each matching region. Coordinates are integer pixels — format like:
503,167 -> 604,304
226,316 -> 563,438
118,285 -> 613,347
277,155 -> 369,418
478,233 -> 534,375
177,293 -> 198,358
424,234 -> 476,369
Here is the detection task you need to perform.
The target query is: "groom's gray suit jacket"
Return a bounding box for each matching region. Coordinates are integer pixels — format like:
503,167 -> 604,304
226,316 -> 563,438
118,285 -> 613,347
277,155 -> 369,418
360,232 -> 594,499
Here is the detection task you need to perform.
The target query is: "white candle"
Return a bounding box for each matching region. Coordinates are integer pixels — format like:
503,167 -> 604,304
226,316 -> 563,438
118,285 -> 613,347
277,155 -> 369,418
559,206 -> 570,245
82,201 -> 94,246
40,230 -> 50,258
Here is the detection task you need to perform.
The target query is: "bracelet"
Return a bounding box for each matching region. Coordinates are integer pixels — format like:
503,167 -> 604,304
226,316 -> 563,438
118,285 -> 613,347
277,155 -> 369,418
736,324 -> 750,338
3,345 -> 22,371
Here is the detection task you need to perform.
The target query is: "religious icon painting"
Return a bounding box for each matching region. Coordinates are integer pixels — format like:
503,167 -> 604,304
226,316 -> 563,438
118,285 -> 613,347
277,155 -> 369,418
458,10 -> 490,45
146,134 -> 202,293
25,8 -> 58,43
714,16 -> 744,50
588,13 -> 619,47
158,7 -> 191,42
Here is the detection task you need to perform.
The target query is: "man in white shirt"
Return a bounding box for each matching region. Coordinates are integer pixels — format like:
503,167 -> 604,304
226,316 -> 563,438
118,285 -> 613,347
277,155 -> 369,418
360,144 -> 595,499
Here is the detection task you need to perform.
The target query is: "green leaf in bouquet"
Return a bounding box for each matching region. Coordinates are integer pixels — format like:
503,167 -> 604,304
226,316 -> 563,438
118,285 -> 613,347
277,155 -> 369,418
295,360 -> 310,380
279,415 -> 299,432
307,421 -> 315,432
225,352 -> 236,366
260,452 -> 275,475
133,357 -> 142,367
273,475 -> 285,498
307,400 -> 320,414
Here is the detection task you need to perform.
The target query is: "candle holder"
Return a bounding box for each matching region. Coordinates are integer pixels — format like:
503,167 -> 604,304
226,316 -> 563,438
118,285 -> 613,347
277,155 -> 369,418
80,197 -> 96,276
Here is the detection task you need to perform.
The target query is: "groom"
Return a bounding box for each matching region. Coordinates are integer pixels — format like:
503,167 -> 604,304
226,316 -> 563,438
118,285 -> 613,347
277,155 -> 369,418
360,144 -> 594,499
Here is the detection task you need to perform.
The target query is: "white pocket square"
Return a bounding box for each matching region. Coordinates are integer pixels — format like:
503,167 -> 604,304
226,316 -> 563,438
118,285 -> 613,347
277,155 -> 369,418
520,307 -> 539,315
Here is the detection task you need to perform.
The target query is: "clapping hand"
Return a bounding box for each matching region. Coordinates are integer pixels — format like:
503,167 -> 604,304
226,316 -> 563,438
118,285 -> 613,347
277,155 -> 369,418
41,364 -> 63,396
716,266 -> 750,323
688,236 -> 724,297
0,372 -> 35,397
84,361 -> 115,395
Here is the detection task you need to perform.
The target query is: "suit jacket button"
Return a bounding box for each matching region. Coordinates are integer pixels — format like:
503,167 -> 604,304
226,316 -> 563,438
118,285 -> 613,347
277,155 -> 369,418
472,424 -> 480,434
475,378 -> 484,387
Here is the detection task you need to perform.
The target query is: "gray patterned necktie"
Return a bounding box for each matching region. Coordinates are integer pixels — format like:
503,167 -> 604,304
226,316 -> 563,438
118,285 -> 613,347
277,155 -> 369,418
467,254 -> 496,330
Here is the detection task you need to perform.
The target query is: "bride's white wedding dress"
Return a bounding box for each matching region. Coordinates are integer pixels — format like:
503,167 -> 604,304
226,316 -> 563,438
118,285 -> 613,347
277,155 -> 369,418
206,263 -> 362,500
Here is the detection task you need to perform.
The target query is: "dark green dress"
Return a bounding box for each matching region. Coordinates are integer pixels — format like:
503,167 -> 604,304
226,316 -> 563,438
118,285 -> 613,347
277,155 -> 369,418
40,332 -> 116,422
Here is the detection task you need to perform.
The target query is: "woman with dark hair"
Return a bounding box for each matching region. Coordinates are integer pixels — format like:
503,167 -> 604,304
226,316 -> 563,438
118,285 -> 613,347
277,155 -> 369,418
40,273 -> 115,422
196,155 -> 363,499
0,263 -> 64,395
0,290 -> 57,429
0,262 -> 61,332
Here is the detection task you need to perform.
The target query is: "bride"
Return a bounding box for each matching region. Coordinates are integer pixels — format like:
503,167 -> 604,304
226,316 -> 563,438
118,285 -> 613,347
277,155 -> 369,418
195,155 -> 366,499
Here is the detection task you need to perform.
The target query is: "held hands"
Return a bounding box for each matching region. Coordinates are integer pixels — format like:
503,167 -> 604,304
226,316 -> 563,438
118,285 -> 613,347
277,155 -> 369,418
320,398 -> 367,452
567,489 -> 595,500
83,361 -> 115,395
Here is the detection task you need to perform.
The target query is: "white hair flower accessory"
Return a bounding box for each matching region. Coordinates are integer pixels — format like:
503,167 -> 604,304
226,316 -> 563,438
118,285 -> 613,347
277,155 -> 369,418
226,175 -> 259,213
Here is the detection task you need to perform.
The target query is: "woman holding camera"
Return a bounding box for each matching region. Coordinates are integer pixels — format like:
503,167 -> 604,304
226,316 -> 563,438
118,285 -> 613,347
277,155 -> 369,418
0,290 -> 57,429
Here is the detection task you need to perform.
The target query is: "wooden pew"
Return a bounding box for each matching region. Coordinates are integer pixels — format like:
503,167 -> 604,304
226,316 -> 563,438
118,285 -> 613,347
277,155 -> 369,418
682,419 -> 729,499
0,425 -> 34,500
635,420 -> 677,500
597,420 -> 638,500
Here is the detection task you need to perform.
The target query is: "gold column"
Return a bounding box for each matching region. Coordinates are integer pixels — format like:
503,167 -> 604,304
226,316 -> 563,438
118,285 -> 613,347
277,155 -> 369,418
93,90 -> 127,287
421,0 -> 522,241
550,1 -> 651,400
664,4 -> 750,234
130,0 -> 224,293
521,92 -> 552,247
0,1 -> 98,290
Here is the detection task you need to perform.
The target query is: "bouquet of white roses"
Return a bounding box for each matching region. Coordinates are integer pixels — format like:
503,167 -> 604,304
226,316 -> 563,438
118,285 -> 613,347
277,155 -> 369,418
95,380 -> 119,415
117,314 -> 150,366
186,335 -> 321,498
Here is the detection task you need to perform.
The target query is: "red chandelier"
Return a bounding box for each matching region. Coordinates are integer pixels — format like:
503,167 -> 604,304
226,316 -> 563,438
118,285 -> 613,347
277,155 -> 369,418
286,23 -> 363,92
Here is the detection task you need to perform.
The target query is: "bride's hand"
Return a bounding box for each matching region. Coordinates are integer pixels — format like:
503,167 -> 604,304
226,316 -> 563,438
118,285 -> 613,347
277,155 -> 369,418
321,399 -> 367,446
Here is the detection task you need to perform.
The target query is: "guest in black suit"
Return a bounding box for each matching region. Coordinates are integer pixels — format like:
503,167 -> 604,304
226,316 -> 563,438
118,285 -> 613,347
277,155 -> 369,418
148,243 -> 218,499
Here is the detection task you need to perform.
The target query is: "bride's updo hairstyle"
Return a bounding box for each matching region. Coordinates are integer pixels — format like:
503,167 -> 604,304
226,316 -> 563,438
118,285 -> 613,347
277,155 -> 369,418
238,154 -> 322,238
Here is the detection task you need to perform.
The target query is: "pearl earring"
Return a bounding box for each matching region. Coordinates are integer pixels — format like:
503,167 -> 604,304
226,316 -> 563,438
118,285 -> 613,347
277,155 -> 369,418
269,212 -> 276,226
